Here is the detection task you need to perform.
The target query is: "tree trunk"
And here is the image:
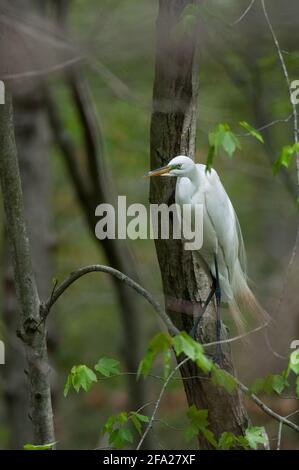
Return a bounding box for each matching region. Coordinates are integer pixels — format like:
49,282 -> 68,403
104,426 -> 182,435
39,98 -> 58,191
150,0 -> 249,448
0,90 -> 55,445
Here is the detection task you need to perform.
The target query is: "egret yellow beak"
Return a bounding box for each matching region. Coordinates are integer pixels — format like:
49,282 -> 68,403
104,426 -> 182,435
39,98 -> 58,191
144,165 -> 172,177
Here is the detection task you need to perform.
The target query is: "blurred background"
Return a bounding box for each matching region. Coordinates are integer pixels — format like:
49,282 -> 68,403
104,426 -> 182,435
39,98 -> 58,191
0,0 -> 298,449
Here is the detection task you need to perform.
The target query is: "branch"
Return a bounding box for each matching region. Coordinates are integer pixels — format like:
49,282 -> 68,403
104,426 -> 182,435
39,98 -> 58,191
228,370 -> 299,434
42,264 -> 180,337
137,355 -> 299,450
136,358 -> 189,450
277,409 -> 299,450
231,0 -> 256,25
43,85 -> 92,212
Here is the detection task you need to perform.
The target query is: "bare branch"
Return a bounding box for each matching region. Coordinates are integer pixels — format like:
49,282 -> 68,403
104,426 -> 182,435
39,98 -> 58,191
231,0 -> 256,25
277,409 -> 299,450
43,264 -> 180,337
261,0 -> 299,191
136,358 -> 189,450
1,56 -> 84,80
236,114 -> 293,137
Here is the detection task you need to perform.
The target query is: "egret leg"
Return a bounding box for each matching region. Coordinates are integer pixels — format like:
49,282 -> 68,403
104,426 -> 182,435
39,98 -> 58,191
189,282 -> 216,339
214,254 -> 223,366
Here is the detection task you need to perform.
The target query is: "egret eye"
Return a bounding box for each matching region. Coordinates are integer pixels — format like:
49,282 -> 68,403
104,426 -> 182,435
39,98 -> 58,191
172,164 -> 182,170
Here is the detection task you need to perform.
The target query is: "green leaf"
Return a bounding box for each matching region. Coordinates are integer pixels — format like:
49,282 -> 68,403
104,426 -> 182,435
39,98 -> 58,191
138,332 -> 172,378
103,411 -> 133,449
211,367 -> 236,393
245,426 -> 266,450
185,406 -> 217,448
238,436 -> 251,450
205,145 -> 215,173
217,432 -> 239,450
64,365 -> 97,397
109,427 -> 133,449
272,374 -> 289,394
173,332 -> 212,373
296,377 -> 299,397
250,377 -> 265,395
289,350 -> 299,374
209,123 -> 241,159
173,332 -> 199,360
94,357 -> 120,377
222,131 -> 239,157
251,373 -> 288,396
23,442 -> 57,450
185,424 -> 197,442
63,373 -> 72,398
273,143 -> 299,175
130,412 -> 149,436
239,121 -> 264,144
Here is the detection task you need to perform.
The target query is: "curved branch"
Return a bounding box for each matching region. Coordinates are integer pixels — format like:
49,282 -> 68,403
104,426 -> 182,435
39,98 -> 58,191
43,264 -> 179,337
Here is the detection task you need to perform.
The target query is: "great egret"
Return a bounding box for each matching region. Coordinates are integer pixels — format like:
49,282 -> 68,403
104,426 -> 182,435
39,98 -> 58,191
146,155 -> 268,357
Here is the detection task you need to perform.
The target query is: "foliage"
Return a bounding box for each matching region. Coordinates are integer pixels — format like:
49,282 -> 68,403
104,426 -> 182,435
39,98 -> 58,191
94,357 -> 121,377
102,411 -> 149,449
239,121 -> 264,143
209,123 -> 241,162
250,352 -> 299,398
23,442 -> 57,450
245,427 -> 267,450
137,332 -> 172,378
273,143 -> 299,175
64,365 -> 97,397
185,405 -> 266,450
207,121 -> 264,172
63,333 -> 299,449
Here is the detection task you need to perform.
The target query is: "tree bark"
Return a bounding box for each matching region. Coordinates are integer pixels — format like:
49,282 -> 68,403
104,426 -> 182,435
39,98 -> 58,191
0,90 -> 55,445
150,0 -> 249,448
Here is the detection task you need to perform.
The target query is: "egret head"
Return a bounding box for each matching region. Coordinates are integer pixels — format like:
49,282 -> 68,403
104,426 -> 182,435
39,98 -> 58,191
145,155 -> 195,178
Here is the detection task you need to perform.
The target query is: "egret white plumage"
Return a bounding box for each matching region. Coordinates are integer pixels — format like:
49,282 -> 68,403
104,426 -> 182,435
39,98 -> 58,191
146,155 -> 268,354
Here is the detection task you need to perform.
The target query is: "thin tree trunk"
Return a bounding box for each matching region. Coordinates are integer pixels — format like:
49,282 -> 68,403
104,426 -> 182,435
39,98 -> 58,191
0,90 -> 55,445
2,84 -> 55,449
150,0 -> 249,448
44,77 -> 146,413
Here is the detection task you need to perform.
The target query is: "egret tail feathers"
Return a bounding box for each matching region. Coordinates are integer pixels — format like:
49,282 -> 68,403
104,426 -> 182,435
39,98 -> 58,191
229,261 -> 270,333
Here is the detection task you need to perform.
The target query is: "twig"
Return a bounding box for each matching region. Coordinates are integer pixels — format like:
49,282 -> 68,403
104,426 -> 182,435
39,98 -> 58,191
137,354 -> 299,451
229,371 -> 299,434
236,114 -> 293,137
231,0 -> 256,25
136,358 -> 189,450
203,322 -> 268,348
277,409 -> 299,450
1,56 -> 84,80
261,0 -> 299,191
43,264 -> 179,337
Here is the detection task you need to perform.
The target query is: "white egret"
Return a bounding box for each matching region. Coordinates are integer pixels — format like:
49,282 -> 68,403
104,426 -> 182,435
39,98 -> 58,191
146,155 -> 268,356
